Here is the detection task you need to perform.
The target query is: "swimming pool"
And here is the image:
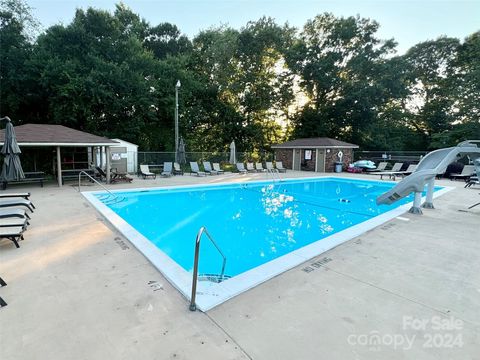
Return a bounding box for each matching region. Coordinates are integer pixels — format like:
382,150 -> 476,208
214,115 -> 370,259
83,177 -> 449,310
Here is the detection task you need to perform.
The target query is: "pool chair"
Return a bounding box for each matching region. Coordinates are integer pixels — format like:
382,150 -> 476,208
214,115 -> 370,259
0,198 -> 34,213
0,208 -> 30,220
266,162 -> 277,172
0,226 -> 25,248
370,162 -> 404,180
236,163 -> 247,174
161,162 -> 173,177
190,162 -> 206,176
173,162 -> 183,175
450,165 -> 475,181
371,162 -> 388,172
275,161 -> 287,173
212,163 -> 224,174
0,217 -> 29,228
202,161 -> 218,175
0,192 -> 30,200
246,162 -> 256,172
140,165 -> 156,179
255,162 -> 266,172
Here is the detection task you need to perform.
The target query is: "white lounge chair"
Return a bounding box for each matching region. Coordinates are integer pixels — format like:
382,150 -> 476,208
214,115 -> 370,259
161,162 -> 173,177
0,208 -> 30,220
0,226 -> 25,248
246,162 -> 256,172
173,163 -> 183,175
140,165 -> 156,179
0,192 -> 30,200
266,162 -> 277,172
0,198 -> 34,212
190,162 -> 206,176
236,163 -> 247,174
212,163 -> 224,174
255,162 -> 265,172
202,161 -> 218,175
275,161 -> 287,173
0,217 -> 29,228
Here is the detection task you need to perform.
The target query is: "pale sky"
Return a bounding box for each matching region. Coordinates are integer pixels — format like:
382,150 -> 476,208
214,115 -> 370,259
28,0 -> 480,54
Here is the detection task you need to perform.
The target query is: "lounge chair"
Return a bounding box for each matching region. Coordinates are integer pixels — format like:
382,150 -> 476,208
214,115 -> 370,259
0,217 -> 29,228
266,162 -> 277,172
173,162 -> 183,175
212,163 -> 224,174
0,208 -> 30,220
0,198 -> 34,212
246,162 -> 256,172
190,162 -> 206,176
111,170 -> 133,183
140,165 -> 156,179
203,161 -> 218,175
275,161 -> 287,173
0,192 -> 30,200
392,164 -> 417,180
372,162 -> 388,172
0,226 -> 25,248
95,167 -> 108,181
255,162 -> 266,172
236,163 -> 247,174
450,165 -> 475,181
161,162 -> 173,177
370,162 -> 404,180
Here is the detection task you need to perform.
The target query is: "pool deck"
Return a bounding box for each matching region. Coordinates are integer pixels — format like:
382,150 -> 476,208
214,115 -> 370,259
1,171 -> 479,359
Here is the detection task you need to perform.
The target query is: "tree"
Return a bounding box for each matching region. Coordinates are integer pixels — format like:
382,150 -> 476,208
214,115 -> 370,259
285,13 -> 404,149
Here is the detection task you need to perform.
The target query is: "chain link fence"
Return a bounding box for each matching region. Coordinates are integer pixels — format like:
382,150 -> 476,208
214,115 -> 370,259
354,150 -> 429,163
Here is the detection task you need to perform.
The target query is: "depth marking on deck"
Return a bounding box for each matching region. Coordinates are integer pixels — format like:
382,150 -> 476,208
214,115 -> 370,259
396,216 -> 410,221
114,237 -> 130,250
301,257 -> 332,273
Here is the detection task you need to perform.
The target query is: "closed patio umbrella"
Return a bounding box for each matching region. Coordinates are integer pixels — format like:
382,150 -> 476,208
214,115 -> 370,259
177,137 -> 186,164
229,141 -> 236,164
1,117 -> 24,182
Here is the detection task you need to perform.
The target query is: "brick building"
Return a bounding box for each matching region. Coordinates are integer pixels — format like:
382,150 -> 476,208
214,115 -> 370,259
271,137 -> 359,172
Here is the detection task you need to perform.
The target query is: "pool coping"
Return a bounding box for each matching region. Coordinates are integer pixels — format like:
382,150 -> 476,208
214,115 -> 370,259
82,176 -> 453,311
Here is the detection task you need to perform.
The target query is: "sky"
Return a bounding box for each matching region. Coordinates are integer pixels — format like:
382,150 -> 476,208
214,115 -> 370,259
27,0 -> 480,54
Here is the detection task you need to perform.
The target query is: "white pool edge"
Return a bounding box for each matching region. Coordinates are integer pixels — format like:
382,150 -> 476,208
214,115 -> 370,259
82,177 -> 453,311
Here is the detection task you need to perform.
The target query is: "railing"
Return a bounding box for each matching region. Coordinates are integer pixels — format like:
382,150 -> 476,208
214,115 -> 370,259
189,226 -> 227,311
77,171 -> 123,204
266,168 -> 281,182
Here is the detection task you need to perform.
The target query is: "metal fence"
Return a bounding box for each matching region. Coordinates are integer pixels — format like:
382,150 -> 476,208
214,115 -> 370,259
137,151 -> 274,167
354,150 -> 429,163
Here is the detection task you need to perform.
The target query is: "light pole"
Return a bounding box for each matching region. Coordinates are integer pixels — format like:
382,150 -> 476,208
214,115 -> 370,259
174,80 -> 181,162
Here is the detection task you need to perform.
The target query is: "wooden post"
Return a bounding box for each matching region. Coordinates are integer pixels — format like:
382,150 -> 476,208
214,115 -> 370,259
56,146 -> 62,187
106,146 -> 111,184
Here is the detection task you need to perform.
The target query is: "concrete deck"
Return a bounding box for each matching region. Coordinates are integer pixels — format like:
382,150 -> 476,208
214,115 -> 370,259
0,172 -> 479,359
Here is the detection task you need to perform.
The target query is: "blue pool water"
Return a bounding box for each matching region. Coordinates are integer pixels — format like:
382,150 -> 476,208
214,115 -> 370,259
97,178 -> 439,278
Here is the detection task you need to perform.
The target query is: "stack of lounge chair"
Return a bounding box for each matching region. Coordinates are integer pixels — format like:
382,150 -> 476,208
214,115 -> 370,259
0,192 -> 34,249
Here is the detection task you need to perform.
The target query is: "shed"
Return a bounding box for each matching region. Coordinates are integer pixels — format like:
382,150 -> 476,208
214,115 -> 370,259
96,138 -> 138,173
0,124 -> 118,186
271,137 -> 359,172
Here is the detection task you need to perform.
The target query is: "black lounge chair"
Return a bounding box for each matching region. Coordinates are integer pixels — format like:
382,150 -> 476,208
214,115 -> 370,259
0,226 -> 25,248
190,162 -> 206,176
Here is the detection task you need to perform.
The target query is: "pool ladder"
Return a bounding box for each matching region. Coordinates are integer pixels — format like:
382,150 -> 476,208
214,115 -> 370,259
77,171 -> 124,204
266,168 -> 281,183
189,226 -> 227,311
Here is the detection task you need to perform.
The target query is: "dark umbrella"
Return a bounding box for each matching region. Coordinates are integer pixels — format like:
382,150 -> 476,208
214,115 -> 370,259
177,137 -> 186,164
1,117 -> 25,181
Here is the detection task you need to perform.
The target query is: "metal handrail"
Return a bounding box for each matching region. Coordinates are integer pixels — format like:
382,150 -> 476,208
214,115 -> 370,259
189,226 -> 226,311
266,168 -> 280,182
77,171 -> 118,200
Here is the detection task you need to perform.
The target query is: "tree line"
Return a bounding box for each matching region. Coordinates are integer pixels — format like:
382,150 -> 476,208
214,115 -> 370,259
1,1 -> 479,153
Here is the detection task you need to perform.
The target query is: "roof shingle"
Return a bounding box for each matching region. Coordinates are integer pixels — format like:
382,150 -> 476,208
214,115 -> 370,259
0,124 -> 117,145
272,137 -> 358,149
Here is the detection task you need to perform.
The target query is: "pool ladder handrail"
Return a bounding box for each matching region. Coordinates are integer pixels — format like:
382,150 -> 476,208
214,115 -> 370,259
77,171 -> 122,203
190,226 -> 227,311
266,168 -> 281,182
